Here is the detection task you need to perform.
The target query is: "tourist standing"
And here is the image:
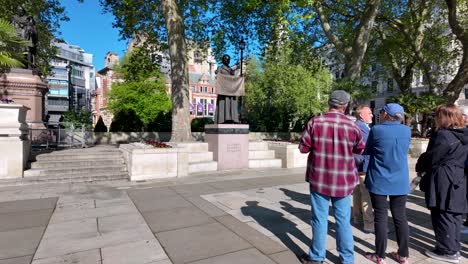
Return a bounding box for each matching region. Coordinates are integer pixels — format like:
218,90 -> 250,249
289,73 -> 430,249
352,105 -> 375,233
417,104 -> 468,264
364,103 -> 411,264
299,90 -> 365,264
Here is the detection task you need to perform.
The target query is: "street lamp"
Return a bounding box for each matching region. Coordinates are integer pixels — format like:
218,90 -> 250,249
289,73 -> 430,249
239,37 -> 246,76
65,64 -> 73,110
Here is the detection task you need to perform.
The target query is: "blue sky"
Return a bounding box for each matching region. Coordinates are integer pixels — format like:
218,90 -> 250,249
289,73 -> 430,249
59,0 -> 127,70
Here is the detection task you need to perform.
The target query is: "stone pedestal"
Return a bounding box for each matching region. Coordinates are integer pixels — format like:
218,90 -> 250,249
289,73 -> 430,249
205,124 -> 249,170
0,68 -> 48,128
0,104 -> 30,179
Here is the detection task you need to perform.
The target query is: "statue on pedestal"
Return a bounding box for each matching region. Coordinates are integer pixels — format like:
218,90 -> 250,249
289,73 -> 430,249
215,54 -> 244,124
12,6 -> 38,69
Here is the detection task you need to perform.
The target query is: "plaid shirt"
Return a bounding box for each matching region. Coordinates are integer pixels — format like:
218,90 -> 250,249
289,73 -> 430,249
299,111 -> 365,197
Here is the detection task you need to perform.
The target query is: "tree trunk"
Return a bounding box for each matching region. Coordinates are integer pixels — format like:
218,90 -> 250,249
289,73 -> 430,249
315,0 -> 381,81
442,0 -> 468,103
391,61 -> 415,94
161,0 -> 192,142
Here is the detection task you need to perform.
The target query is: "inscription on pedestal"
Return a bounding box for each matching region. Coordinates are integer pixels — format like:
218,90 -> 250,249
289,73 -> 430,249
227,144 -> 241,152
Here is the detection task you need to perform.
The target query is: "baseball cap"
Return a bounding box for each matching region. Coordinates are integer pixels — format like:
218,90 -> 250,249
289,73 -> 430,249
383,103 -> 404,117
328,90 -> 351,105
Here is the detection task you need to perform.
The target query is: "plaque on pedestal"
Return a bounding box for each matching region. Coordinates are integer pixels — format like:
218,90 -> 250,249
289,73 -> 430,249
204,124 -> 249,170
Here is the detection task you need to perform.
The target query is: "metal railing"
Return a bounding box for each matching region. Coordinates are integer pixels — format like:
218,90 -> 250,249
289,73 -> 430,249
28,122 -> 94,149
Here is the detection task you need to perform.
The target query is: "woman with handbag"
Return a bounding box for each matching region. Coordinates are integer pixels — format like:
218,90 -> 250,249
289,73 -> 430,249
416,104 -> 468,264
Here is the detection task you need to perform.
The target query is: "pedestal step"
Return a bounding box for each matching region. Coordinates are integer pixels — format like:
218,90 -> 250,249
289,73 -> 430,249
249,150 -> 275,159
189,161 -> 218,173
189,152 -> 214,163
249,159 -> 282,168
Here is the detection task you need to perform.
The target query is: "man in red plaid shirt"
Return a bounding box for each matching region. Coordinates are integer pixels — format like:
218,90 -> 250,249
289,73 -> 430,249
299,90 -> 365,264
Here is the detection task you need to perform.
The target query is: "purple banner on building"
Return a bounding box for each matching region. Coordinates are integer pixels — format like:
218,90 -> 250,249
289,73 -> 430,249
189,103 -> 194,113
208,104 -> 214,114
197,103 -> 203,112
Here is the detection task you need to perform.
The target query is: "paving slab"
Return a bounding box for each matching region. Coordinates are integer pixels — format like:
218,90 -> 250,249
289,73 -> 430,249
32,249 -> 101,264
0,209 -> 54,232
143,206 -> 216,233
0,197 -> 57,214
215,214 -> 286,255
101,239 -> 168,264
156,222 -> 251,264
0,226 -> 46,260
131,193 -> 192,213
184,195 -> 227,217
49,203 -> 137,223
187,248 -> 276,264
0,256 -> 33,264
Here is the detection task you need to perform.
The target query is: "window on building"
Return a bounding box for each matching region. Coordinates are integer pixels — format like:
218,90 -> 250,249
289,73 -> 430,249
464,89 -> 468,99
200,86 -> 207,93
200,98 -> 207,116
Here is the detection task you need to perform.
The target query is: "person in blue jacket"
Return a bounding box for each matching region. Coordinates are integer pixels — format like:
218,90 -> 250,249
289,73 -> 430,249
364,103 -> 411,264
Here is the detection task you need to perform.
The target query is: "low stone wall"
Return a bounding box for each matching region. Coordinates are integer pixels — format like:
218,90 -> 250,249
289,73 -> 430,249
266,141 -> 307,168
409,138 -> 429,158
119,143 -> 188,181
89,132 -> 300,145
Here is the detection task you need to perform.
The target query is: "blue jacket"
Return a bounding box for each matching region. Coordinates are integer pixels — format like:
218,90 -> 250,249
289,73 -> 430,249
354,119 -> 370,172
365,121 -> 411,195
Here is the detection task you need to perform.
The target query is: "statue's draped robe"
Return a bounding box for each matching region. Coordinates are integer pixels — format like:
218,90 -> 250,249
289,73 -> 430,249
215,65 -> 244,124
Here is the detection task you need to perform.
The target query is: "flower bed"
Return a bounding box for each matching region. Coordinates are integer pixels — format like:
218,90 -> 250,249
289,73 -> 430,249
120,143 -> 188,181
146,140 -> 172,148
265,140 -> 307,168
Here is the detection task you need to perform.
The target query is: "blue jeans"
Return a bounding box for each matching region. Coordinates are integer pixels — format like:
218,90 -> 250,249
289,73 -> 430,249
309,190 -> 354,264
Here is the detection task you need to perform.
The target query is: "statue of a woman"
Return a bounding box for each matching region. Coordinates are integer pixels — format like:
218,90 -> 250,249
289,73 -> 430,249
215,54 -> 240,124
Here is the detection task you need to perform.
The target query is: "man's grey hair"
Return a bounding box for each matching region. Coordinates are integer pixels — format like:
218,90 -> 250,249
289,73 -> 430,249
387,112 -> 404,123
328,102 -> 348,110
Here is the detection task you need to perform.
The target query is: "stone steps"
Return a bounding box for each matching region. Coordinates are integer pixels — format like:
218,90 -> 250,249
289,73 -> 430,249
24,164 -> 127,177
20,171 -> 129,183
248,141 -> 282,169
31,158 -> 124,169
24,145 -> 129,183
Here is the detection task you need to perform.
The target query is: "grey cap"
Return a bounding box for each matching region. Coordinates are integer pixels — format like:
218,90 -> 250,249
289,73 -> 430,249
329,90 -> 351,105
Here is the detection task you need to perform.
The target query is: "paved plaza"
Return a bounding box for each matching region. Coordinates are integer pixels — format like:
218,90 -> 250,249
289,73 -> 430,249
0,166 -> 467,264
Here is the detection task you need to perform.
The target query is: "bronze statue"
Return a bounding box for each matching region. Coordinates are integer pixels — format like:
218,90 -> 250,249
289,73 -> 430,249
12,6 -> 38,69
215,54 -> 242,124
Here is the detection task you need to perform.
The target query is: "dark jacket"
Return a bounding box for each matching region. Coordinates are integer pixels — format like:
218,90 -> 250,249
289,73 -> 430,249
354,119 -> 370,172
416,128 -> 468,213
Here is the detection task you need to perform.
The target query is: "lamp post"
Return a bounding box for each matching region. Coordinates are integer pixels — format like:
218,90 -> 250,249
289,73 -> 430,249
65,64 -> 73,110
239,37 -> 246,76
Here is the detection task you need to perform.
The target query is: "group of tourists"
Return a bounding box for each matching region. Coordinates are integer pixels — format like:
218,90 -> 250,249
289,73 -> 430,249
298,90 -> 468,264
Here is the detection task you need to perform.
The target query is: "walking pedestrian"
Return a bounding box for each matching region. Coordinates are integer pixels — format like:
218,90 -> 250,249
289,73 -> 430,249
299,90 -> 365,264
364,103 -> 411,264
417,104 -> 468,264
352,105 -> 375,233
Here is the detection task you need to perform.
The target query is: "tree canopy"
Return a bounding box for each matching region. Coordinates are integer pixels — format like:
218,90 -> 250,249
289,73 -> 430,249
0,0 -> 68,75
107,48 -> 172,131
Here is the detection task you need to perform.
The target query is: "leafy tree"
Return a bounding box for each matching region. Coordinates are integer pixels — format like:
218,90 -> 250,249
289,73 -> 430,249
94,116 -> 108,132
107,78 -> 171,130
443,0 -> 468,103
109,109 -> 144,132
0,0 -> 68,75
243,49 -> 332,132
100,0 -> 213,141
0,18 -> 26,70
107,48 -> 171,131
313,0 -> 381,80
191,117 -> 214,132
62,109 -> 92,128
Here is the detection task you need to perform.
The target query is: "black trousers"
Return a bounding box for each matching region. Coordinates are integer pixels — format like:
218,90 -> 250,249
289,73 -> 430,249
430,208 -> 462,255
370,193 -> 409,258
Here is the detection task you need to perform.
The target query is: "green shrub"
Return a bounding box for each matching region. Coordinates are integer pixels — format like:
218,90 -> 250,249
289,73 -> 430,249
191,117 -> 214,132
